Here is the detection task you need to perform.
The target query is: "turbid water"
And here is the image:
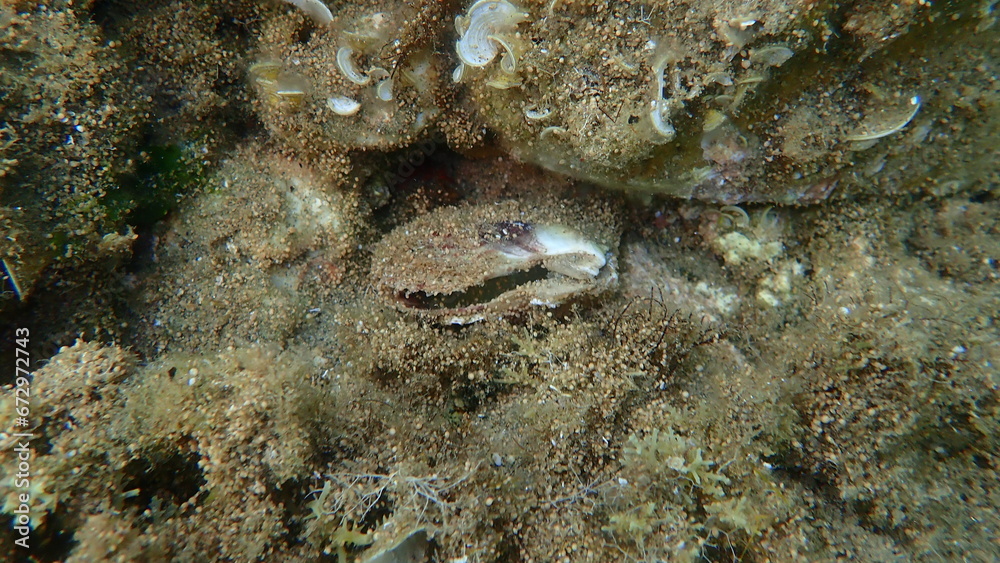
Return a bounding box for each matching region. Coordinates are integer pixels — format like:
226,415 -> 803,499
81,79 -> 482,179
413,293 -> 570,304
1,1 -> 998,561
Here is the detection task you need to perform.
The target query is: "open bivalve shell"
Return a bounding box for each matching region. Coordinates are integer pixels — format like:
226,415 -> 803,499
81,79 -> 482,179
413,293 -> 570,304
371,200 -> 620,324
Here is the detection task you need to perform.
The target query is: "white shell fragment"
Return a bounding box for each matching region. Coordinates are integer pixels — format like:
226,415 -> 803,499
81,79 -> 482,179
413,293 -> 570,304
327,96 -> 361,115
369,68 -> 394,101
452,62 -> 466,83
376,78 -> 394,101
336,46 -> 371,85
650,100 -> 676,140
523,104 -> 552,121
844,95 -> 922,142
281,0 -> 333,26
750,45 -> 795,67
455,0 -> 529,68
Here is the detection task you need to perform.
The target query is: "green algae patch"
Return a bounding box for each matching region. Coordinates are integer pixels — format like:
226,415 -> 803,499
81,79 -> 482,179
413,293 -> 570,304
104,143 -> 213,229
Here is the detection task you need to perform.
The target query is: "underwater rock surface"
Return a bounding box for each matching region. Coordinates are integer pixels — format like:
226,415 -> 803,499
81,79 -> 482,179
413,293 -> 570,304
0,1 -> 997,562
252,0 -> 446,153
452,0 -> 971,203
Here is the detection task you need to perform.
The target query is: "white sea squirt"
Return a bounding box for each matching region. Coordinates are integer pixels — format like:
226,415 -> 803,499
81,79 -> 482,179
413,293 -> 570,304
455,0 -> 529,76
327,96 -> 361,115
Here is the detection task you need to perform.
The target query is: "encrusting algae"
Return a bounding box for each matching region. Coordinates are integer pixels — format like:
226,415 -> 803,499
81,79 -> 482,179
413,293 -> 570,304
0,0 -> 998,562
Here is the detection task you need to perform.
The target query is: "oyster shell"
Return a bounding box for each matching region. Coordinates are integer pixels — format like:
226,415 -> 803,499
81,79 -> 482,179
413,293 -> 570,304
371,200 -> 619,324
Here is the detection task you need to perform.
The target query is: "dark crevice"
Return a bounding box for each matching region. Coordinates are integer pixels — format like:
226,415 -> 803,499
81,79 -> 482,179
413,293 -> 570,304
397,264 -> 551,311
121,447 -> 206,519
